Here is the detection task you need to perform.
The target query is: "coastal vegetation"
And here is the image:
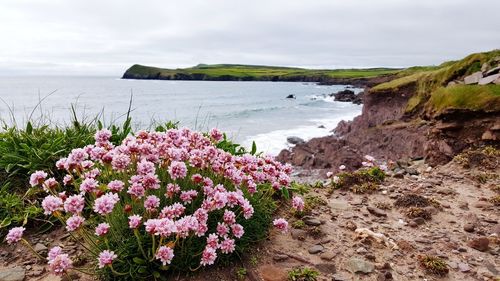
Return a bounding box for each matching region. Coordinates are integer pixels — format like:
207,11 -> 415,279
371,49 -> 500,114
122,64 -> 400,82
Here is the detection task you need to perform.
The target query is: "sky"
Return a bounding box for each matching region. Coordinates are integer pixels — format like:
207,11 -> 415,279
0,0 -> 499,76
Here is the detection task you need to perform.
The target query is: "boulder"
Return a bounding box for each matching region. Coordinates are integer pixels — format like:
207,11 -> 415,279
286,136 -> 305,145
331,90 -> 363,104
347,258 -> 374,274
485,65 -> 500,76
478,73 -> 500,85
285,94 -> 296,99
464,71 -> 483,84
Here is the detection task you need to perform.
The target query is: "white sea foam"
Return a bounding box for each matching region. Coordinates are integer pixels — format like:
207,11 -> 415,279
243,110 -> 361,155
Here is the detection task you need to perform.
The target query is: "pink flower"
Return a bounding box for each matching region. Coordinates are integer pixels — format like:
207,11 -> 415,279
43,178 -> 58,190
111,153 -> 131,171
48,253 -> 72,275
223,210 -> 236,225
144,195 -> 160,211
210,128 -> 223,142
128,215 -> 142,229
292,196 -> 305,212
64,194 -> 85,214
47,246 -> 63,261
216,222 -> 229,237
180,190 -> 198,204
364,155 -> 375,162
107,180 -> 124,192
98,250 -> 117,268
95,223 -> 110,236
63,175 -> 73,186
168,161 -> 187,180
127,183 -> 145,198
41,195 -> 63,215
339,165 -> 346,170
137,160 -> 155,175
326,171 -> 333,178
219,238 -> 235,254
93,193 -> 119,215
273,218 -> 288,233
200,246 -> 217,266
95,129 -> 112,143
66,215 -> 85,231
206,233 -> 219,248
30,170 -> 47,187
231,224 -> 245,239
165,183 -> 180,198
155,246 -> 175,266
79,178 -> 99,193
6,227 -> 25,244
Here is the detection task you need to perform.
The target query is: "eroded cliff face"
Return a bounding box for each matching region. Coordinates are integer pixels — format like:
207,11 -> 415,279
277,82 -> 500,171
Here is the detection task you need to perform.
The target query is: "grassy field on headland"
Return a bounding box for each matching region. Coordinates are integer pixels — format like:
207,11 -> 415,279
122,63 -> 400,81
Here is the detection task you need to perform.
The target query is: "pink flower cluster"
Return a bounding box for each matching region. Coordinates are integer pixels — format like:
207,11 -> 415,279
47,247 -> 72,275
17,127 -> 293,273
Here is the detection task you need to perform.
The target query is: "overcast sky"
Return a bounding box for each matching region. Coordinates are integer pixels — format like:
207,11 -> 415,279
0,0 -> 499,76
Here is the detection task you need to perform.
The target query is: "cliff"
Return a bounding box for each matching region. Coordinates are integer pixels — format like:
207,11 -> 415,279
278,50 -> 500,170
122,64 -> 399,87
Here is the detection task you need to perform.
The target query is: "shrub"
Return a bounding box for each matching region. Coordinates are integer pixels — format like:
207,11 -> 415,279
331,167 -> 385,193
5,128 -> 298,280
287,267 -> 319,281
418,255 -> 449,276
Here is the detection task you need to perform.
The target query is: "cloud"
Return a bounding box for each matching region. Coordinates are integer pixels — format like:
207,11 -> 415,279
0,0 -> 499,75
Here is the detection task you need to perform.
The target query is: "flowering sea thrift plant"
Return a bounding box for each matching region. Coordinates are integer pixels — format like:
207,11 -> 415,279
6,128 -> 299,279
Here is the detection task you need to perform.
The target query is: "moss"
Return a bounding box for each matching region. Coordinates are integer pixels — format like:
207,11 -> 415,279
419,255 -> 449,276
490,195 -> 500,206
332,167 -> 385,193
375,201 -> 392,210
454,146 -> 500,169
292,220 -> 306,229
394,194 -> 430,208
287,267 -> 319,281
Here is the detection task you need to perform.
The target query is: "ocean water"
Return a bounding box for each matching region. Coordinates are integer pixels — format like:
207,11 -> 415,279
0,76 -> 362,155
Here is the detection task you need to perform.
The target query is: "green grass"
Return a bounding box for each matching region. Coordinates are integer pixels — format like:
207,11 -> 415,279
428,85 -> 500,112
123,64 -> 400,81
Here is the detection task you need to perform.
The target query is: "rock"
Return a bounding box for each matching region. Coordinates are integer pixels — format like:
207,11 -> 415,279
463,223 -> 475,233
34,243 -> 48,254
356,247 -> 368,254
484,261 -> 499,275
329,199 -> 351,211
464,71 -> 483,84
347,258 -> 374,274
318,125 -> 326,129
273,254 -> 288,262
332,273 -> 351,281
458,262 -> 471,272
485,65 -> 500,76
290,229 -> 307,240
315,263 -> 336,274
304,218 -> 322,226
286,136 -> 304,145
413,217 -> 426,225
393,170 -> 405,178
447,261 -> 458,269
285,94 -> 296,99
495,76 -> 500,85
405,167 -> 419,175
458,201 -> 469,210
478,73 -> 500,85
481,130 -> 496,140
320,251 -> 336,261
481,62 -> 490,72
308,245 -> 324,254
367,206 -> 387,217
331,89 -> 363,104
345,221 -> 357,231
468,237 -> 489,252
0,267 -> 26,281
259,266 -> 287,281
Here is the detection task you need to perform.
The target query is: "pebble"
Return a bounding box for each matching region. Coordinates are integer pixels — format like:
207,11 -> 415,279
315,263 -> 336,274
347,258 -> 374,274
308,245 -> 324,254
272,254 -> 288,262
468,237 -> 490,252
356,247 -> 368,254
290,229 -> 307,240
458,262 -> 471,272
367,206 -> 387,217
332,273 -> 350,281
447,261 -> 458,269
304,218 -> 322,226
463,223 -> 475,232
320,251 -> 335,261
33,243 -> 48,254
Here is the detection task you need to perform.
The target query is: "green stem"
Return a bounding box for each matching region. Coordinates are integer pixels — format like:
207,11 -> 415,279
134,229 -> 148,259
21,239 -> 44,261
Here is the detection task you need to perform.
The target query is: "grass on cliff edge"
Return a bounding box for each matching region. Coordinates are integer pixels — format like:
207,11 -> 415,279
124,64 -> 400,79
370,49 -> 500,114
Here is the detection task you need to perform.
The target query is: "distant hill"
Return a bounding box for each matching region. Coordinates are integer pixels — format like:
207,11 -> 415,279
121,63 -> 400,85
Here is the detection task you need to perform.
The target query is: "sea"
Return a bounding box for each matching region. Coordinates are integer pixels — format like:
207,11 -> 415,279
0,76 -> 362,155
